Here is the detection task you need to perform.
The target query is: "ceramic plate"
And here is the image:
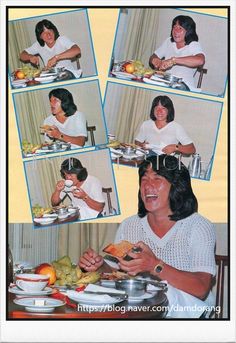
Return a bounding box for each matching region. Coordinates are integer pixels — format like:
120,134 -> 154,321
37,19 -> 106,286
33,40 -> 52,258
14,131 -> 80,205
112,71 -> 136,80
9,286 -> 54,296
13,297 -> 65,313
67,290 -> 124,308
35,76 -> 57,83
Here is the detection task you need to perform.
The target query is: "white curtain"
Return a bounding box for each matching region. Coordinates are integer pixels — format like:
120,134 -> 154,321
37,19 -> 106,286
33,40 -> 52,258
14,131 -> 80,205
58,222 -> 118,263
8,21 -> 32,72
116,8 -> 161,66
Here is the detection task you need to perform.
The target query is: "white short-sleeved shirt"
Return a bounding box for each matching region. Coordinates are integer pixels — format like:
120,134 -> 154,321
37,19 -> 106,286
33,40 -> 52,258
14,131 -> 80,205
59,175 -> 105,220
25,35 -> 76,69
135,120 -> 193,154
154,38 -> 205,90
115,213 -> 216,275
43,111 -> 87,148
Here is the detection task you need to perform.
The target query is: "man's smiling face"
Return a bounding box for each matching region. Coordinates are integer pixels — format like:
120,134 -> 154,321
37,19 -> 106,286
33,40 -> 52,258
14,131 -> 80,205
140,167 -> 171,213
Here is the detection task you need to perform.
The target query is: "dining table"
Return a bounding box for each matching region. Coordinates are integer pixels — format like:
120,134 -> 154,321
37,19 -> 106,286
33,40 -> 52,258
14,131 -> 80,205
109,70 -> 190,92
11,68 -> 82,90
33,209 -> 80,228
8,289 -> 169,319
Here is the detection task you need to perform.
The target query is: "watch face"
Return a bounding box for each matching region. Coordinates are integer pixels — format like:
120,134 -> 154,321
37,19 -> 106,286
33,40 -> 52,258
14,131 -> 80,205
155,264 -> 163,273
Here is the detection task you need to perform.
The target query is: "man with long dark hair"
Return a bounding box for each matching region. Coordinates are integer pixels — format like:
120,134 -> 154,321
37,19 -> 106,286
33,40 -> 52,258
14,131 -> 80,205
20,19 -> 81,70
42,88 -> 87,147
51,157 -> 105,220
79,155 -> 216,317
149,15 -> 205,90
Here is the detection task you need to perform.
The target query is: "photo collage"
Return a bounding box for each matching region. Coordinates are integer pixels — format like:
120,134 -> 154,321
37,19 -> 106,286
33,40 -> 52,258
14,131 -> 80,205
6,6 -> 229,325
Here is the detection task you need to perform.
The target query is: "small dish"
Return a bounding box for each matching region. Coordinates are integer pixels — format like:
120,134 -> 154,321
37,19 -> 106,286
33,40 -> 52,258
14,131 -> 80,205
34,217 -> 56,225
35,76 -> 57,83
9,286 -> 54,296
13,297 -> 65,313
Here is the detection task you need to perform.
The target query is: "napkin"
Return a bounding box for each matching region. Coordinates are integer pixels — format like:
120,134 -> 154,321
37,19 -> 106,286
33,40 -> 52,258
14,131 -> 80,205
166,284 -> 212,318
67,290 -> 114,303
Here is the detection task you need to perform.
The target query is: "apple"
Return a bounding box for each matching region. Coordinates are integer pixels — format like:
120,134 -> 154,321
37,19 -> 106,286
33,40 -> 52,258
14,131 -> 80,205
35,263 -> 56,285
15,70 -> 26,79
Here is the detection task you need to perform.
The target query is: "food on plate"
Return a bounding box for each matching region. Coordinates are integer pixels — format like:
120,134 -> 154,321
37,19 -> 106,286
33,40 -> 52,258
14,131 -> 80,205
101,270 -> 129,280
33,255 -> 101,287
14,66 -> 40,80
22,140 -> 44,155
35,263 -> 57,285
76,271 -> 101,286
107,140 -> 120,148
32,204 -> 53,218
40,125 -> 53,133
103,240 -> 134,258
120,143 -> 138,149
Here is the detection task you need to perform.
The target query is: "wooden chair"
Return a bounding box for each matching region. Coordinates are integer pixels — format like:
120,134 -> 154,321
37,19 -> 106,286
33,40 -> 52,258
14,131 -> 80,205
214,254 -> 229,319
194,66 -> 208,88
71,54 -> 81,70
102,187 -> 117,215
87,125 -> 96,146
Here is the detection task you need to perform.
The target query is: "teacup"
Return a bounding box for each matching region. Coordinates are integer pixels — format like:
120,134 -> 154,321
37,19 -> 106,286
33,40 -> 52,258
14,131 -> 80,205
16,273 -> 49,292
64,180 -> 73,188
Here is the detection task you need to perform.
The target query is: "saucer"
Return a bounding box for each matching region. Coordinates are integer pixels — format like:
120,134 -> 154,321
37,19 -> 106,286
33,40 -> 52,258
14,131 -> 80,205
9,286 -> 54,296
13,297 -> 65,313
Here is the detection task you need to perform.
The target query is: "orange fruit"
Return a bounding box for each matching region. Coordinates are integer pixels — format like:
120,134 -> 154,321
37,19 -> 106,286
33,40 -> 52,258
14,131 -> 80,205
35,263 -> 56,285
15,70 -> 25,79
125,63 -> 135,74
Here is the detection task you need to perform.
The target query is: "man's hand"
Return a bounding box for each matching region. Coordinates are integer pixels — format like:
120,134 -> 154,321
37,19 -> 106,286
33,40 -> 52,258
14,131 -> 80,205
118,241 -> 158,276
79,248 -> 104,272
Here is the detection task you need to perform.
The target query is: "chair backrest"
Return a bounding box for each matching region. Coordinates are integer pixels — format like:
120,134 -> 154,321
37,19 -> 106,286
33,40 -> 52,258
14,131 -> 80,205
102,187 -> 117,215
214,254 -> 229,319
87,125 -> 96,146
71,54 -> 81,70
194,66 -> 208,88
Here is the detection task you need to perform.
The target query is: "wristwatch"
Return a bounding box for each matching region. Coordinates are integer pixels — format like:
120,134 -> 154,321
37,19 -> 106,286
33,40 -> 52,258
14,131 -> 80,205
154,260 -> 164,274
171,57 -> 176,65
60,134 -> 64,140
175,144 -> 179,152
